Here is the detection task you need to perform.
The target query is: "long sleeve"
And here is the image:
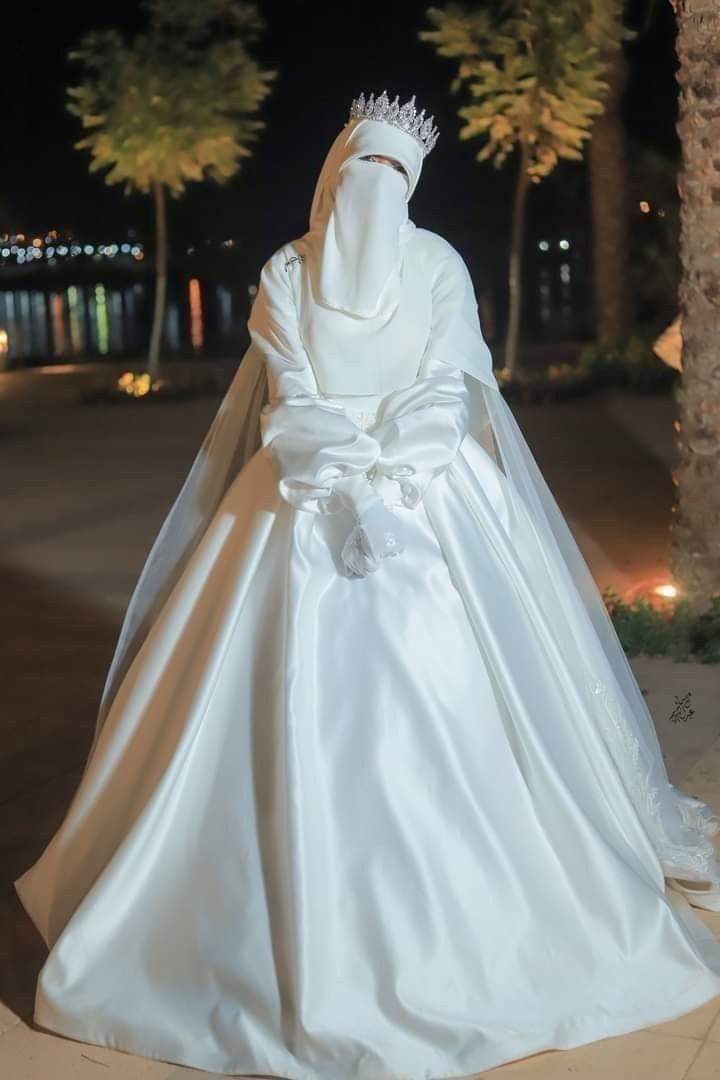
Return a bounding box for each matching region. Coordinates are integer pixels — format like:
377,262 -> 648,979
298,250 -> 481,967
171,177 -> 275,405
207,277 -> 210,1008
248,249 -> 383,516
367,247 -> 488,509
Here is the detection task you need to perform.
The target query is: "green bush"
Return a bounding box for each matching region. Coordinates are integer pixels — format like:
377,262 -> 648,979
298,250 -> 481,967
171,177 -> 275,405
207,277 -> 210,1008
577,339 -> 629,388
497,335 -> 678,403
687,597 -> 720,664
602,589 -> 720,663
578,335 -> 679,394
497,363 -> 593,404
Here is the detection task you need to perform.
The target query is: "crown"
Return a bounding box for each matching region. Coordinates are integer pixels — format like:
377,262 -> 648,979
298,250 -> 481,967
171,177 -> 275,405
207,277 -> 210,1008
348,90 -> 440,157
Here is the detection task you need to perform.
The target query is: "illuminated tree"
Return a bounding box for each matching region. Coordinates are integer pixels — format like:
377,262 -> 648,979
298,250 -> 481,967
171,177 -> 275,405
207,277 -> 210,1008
669,0 -> 720,606
67,0 -> 276,377
421,1 -> 632,375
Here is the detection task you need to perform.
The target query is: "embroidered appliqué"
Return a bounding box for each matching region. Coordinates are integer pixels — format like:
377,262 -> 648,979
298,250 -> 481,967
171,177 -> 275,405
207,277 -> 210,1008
586,671 -> 720,879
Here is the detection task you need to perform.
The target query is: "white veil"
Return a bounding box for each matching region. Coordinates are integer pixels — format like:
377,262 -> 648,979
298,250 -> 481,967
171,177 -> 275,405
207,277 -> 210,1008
89,343 -> 268,758
88,123 -> 720,892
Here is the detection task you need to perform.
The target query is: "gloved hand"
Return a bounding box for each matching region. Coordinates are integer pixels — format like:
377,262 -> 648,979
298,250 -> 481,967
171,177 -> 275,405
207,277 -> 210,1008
341,500 -> 405,577
333,473 -> 406,578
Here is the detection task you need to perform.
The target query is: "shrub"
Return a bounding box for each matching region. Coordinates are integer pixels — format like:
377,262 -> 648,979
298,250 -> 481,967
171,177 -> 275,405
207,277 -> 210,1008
496,335 -> 678,403
496,363 -> 592,403
602,589 -> 720,663
578,335 -> 679,394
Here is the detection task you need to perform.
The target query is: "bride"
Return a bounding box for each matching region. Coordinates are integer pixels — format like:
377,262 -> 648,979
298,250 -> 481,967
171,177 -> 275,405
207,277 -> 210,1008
14,90 -> 720,1080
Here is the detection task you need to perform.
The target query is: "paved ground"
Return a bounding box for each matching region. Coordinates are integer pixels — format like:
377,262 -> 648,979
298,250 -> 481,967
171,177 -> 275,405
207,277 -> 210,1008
1,363 -> 719,1079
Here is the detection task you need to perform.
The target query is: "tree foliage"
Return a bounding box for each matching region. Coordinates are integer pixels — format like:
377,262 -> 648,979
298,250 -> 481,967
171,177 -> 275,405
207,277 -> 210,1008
67,0 -> 276,197
421,0 -> 634,182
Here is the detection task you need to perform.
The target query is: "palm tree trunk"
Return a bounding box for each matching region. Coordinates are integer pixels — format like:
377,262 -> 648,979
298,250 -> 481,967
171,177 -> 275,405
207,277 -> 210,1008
504,139 -> 531,377
589,49 -> 632,343
670,0 -> 720,608
147,181 -> 168,379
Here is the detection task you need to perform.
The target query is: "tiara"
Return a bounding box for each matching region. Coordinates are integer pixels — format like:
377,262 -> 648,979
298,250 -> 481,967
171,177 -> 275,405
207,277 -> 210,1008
348,90 -> 440,157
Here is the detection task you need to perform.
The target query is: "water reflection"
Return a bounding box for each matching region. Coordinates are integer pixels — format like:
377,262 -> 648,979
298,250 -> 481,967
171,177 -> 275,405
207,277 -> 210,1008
0,258 -> 588,367
0,278 -> 250,366
532,256 -> 582,337
188,278 -> 203,351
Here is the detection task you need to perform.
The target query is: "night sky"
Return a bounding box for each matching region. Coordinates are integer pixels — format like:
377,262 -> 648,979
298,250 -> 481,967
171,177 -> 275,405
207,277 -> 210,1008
2,0 -> 680,282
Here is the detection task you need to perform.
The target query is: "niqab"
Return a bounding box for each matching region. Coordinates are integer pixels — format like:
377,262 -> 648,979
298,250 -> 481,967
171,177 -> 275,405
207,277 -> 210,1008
303,117 -> 424,319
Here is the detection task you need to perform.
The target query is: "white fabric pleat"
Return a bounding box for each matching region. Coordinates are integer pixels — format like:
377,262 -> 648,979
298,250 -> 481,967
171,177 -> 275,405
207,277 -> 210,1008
14,115 -> 720,1080
14,422 -> 720,1079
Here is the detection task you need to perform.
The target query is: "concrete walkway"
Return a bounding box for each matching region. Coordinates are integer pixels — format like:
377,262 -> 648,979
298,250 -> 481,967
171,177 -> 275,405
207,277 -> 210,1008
1,364 -> 719,1078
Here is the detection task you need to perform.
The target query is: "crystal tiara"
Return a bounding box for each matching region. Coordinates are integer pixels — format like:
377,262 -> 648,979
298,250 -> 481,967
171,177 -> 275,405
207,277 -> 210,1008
348,91 -> 440,157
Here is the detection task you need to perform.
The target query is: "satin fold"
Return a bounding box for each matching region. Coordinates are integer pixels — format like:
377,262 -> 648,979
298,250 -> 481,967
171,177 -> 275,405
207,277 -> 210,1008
14,219 -> 720,1080
15,431 -> 720,1080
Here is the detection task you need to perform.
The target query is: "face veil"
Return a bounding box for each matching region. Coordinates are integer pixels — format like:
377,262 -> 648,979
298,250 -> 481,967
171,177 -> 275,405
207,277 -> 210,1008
304,117 -> 425,319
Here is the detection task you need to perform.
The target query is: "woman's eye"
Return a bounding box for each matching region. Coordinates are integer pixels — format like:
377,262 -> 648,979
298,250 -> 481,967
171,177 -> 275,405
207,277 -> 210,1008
361,155 -> 406,178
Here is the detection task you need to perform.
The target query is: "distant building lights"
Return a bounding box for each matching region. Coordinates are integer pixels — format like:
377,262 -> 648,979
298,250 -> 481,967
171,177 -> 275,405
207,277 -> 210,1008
559,239 -> 570,250
0,233 -> 146,268
538,240 -> 549,252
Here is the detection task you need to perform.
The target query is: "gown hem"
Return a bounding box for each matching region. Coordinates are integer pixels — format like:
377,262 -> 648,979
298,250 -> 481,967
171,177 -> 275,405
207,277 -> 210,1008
30,962 -> 720,1080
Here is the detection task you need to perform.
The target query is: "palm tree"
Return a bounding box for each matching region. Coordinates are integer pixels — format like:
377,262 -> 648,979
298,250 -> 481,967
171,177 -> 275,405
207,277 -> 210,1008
67,0 -> 276,377
588,48 -> 633,341
421,0 -> 632,376
669,0 -> 720,606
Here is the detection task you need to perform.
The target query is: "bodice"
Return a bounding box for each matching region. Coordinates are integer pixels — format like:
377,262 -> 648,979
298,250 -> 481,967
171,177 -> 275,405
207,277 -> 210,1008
320,392 -> 385,431
294,236 -> 433,397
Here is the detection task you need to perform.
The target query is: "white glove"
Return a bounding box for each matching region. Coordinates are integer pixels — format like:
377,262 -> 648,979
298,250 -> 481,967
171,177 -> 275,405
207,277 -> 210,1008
332,474 -> 405,578
341,500 -> 406,578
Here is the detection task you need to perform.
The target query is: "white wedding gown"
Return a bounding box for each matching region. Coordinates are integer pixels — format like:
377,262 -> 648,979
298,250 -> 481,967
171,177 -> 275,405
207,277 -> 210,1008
15,229 -> 720,1080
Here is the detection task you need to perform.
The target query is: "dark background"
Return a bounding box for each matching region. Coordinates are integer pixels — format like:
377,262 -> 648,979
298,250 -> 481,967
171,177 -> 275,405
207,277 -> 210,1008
0,0 -> 680,295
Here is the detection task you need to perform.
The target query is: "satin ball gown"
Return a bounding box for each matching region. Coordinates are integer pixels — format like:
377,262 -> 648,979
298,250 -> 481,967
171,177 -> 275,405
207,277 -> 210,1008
14,228 -> 720,1080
